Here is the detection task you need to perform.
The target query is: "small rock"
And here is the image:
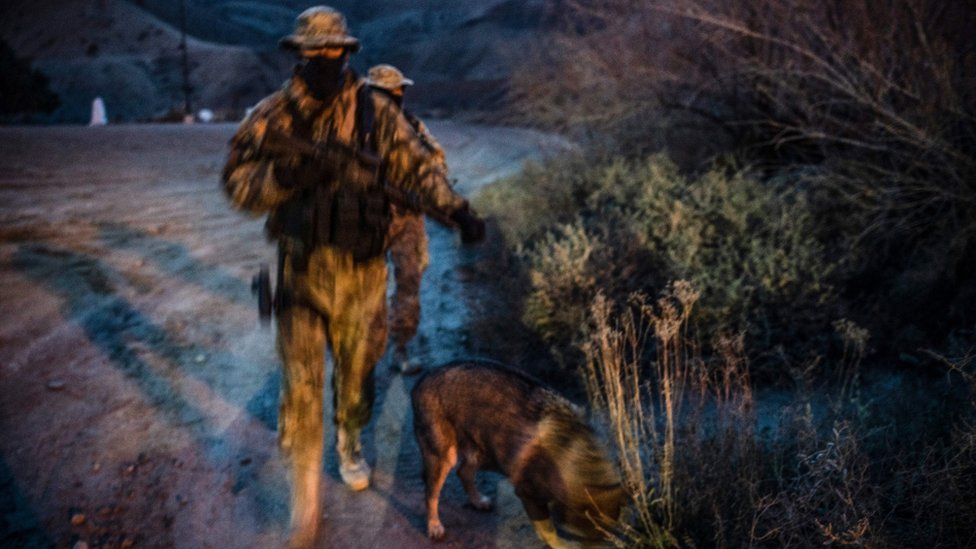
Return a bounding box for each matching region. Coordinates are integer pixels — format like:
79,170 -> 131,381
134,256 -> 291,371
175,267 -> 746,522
121,538 -> 135,549
70,513 -> 86,527
73,542 -> 89,549
46,379 -> 66,391
92,462 -> 101,473
194,353 -> 207,363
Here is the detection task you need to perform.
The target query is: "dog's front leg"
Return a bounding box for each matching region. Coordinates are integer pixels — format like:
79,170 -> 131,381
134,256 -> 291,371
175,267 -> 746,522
427,502 -> 445,541
424,445 -> 457,540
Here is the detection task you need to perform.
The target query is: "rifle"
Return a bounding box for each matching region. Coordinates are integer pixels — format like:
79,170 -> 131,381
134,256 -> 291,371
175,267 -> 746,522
250,128 -> 465,325
260,127 -> 458,229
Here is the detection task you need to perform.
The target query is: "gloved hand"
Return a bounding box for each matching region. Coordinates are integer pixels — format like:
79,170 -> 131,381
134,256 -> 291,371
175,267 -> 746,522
450,205 -> 486,244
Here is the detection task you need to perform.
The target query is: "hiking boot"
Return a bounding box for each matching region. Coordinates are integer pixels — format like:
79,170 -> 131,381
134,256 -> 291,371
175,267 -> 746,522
339,456 -> 371,491
337,429 -> 371,491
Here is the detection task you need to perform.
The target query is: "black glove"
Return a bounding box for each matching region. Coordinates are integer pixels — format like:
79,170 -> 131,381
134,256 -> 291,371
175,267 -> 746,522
450,206 -> 486,244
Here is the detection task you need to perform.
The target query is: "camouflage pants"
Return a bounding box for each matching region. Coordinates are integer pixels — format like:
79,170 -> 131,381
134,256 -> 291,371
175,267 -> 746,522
275,245 -> 389,474
387,209 -> 429,354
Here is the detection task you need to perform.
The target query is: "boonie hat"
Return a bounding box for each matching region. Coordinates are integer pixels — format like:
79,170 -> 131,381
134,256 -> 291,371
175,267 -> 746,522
365,64 -> 414,91
280,6 -> 360,52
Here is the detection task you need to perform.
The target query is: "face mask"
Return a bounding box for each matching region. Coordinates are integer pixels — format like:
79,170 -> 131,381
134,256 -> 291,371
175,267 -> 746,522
300,54 -> 348,100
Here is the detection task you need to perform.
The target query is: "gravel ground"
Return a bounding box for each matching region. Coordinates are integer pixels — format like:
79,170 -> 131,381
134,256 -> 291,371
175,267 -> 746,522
0,121 -> 567,548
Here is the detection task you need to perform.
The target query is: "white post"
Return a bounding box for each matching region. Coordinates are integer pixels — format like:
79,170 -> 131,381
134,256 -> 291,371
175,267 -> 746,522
89,97 -> 107,126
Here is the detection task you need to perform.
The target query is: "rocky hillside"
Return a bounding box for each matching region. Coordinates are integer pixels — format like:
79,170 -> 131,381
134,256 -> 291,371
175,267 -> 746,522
0,0 -> 547,124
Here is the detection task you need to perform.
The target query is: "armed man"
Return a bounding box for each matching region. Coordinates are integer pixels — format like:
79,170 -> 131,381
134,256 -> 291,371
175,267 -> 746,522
366,64 -> 445,375
221,6 -> 485,547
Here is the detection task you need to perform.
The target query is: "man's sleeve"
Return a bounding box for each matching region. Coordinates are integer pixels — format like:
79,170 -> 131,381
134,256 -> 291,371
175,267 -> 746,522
414,118 -> 447,168
221,97 -> 303,215
372,94 -> 466,215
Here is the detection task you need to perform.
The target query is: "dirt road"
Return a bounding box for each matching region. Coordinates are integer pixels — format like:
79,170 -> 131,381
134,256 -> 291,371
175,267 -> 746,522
0,122 -> 566,548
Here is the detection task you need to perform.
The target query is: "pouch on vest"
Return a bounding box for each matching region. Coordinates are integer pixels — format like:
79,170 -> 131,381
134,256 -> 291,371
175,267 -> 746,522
266,193 -> 307,240
318,184 -> 390,262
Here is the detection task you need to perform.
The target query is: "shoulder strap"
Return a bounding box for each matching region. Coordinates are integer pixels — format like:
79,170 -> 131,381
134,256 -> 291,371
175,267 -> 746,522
404,109 -> 421,132
355,82 -> 376,154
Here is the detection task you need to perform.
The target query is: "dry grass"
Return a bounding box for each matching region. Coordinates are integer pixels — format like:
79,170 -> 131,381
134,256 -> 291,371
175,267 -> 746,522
577,284 -> 976,546
581,283 -> 887,547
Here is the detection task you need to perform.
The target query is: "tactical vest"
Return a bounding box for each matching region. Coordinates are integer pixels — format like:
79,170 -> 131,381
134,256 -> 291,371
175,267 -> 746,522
268,81 -> 390,263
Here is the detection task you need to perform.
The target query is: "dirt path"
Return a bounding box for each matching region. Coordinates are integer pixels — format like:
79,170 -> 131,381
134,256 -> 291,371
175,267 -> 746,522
0,122 -> 566,548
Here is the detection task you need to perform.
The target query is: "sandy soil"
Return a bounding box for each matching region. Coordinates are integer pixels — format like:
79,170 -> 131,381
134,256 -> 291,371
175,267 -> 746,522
0,122 -> 567,548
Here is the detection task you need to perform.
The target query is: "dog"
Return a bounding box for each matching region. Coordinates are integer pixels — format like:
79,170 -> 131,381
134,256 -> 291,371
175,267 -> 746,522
411,360 -> 625,549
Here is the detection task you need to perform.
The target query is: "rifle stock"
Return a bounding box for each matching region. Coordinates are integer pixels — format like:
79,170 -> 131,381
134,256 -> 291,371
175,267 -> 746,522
261,128 -> 457,228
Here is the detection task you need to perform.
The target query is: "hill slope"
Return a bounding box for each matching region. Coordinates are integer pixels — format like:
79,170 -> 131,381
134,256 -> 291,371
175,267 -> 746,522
0,0 -> 547,123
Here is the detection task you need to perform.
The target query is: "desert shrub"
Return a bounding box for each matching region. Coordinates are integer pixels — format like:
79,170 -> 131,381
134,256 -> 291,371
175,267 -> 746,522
884,423 -> 976,548
475,153 -> 656,368
927,325 -> 976,407
885,327 -> 976,546
510,0 -> 976,355
474,152 -> 592,245
583,285 -> 883,547
520,222 -> 600,356
758,418 -> 879,547
630,158 -> 834,347
478,152 -> 835,371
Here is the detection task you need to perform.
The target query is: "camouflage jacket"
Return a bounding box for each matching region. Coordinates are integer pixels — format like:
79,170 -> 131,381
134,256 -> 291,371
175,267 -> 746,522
222,67 -> 466,258
405,112 -> 446,171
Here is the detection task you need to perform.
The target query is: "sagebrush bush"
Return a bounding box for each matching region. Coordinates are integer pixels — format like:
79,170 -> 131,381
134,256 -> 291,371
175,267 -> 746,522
474,152 -> 592,245
519,222 -> 599,353
510,0 -> 976,356
478,153 -> 835,369
629,157 -> 834,341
